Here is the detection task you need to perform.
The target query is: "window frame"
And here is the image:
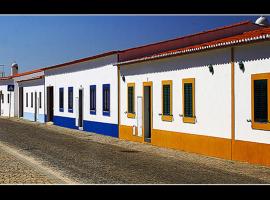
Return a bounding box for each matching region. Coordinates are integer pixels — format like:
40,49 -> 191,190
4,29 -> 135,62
90,85 -> 96,115
127,83 -> 135,118
102,84 -> 110,116
26,92 -> 28,107
68,87 -> 73,113
162,80 -> 173,122
182,78 -> 195,124
39,92 -> 42,109
251,73 -> 270,130
31,92 -> 33,108
59,87 -> 64,112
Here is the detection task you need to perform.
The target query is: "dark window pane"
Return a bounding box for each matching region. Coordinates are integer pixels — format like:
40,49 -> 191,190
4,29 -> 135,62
59,88 -> 64,110
254,79 -> 268,122
184,83 -> 193,117
163,85 -> 170,115
103,85 -> 110,113
26,93 -> 28,107
68,87 -> 73,111
90,85 -> 96,111
39,92 -> 42,108
128,87 -> 134,113
31,93 -> 33,108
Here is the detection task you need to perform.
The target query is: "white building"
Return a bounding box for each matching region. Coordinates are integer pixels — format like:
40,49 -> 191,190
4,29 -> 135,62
0,77 -> 15,117
117,22 -> 270,167
44,51 -> 119,137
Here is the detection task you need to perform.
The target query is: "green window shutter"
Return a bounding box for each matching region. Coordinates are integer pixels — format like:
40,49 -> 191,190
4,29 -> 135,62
254,79 -> 268,122
184,83 -> 193,117
128,87 -> 134,113
163,85 -> 170,115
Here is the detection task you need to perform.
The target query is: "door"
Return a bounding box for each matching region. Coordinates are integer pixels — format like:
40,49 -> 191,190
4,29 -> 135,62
137,96 -> 143,137
144,84 -> 152,142
78,89 -> 83,128
34,92 -> 37,121
19,87 -> 23,117
46,86 -> 54,122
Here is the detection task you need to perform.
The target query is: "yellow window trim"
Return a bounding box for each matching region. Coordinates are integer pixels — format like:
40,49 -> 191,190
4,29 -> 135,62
251,73 -> 270,131
182,78 -> 195,124
162,80 -> 173,122
127,83 -> 136,118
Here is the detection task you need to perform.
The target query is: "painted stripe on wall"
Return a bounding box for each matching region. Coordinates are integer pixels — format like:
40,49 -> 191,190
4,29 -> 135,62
23,112 -> 45,123
53,115 -> 118,137
83,120 -> 118,138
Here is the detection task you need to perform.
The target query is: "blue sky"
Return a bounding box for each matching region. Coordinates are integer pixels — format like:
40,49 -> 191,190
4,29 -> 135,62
0,15 -> 263,75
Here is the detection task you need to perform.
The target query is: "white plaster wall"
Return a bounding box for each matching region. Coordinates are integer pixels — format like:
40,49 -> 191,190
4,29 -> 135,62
45,54 -> 118,125
120,48 -> 232,139
23,85 -> 45,115
0,80 -> 15,117
235,41 -> 270,144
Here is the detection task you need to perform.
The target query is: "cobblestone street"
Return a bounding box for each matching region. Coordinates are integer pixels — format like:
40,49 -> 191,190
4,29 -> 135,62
0,143 -> 62,184
1,117 -> 270,184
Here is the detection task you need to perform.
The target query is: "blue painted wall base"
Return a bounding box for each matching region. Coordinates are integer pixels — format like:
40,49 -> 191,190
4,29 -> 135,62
52,115 -> 118,137
23,112 -> 45,123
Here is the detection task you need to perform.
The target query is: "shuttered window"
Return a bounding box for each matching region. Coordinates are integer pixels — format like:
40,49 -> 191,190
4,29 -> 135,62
103,84 -> 110,116
59,88 -> 64,112
90,85 -> 96,115
68,87 -> 73,113
254,79 -> 268,122
182,78 -> 195,123
127,83 -> 135,118
162,80 -> 173,121
251,73 -> 270,130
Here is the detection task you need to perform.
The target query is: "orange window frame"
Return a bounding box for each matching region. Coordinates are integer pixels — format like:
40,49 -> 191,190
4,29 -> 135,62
162,80 -> 173,122
182,78 -> 195,124
251,73 -> 270,130
127,83 -> 135,118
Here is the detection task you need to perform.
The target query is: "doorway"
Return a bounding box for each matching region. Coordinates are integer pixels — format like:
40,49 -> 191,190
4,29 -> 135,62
143,82 -> 152,143
19,87 -> 24,117
78,89 -> 83,128
47,86 -> 54,122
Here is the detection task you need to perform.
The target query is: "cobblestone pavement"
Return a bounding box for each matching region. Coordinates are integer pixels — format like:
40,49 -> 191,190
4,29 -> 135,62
0,143 -> 62,184
1,117 -> 270,184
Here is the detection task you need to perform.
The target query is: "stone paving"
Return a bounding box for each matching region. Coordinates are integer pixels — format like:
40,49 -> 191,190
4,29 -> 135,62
0,145 -> 61,184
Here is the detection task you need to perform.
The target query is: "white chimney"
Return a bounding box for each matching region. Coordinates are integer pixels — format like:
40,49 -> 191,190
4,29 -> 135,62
255,16 -> 270,26
11,62 -> 18,76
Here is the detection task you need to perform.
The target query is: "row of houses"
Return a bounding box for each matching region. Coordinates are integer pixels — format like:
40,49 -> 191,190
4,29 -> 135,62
1,17 -> 270,167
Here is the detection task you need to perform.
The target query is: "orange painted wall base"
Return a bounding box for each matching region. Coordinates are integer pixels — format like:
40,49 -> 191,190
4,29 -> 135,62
119,125 -> 270,167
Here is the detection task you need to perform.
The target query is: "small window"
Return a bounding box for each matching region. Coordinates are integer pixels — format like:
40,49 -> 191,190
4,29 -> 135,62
252,73 -> 270,130
127,83 -> 135,118
7,94 -> 10,103
26,93 -> 28,107
59,88 -> 64,112
2,93 -> 4,103
103,84 -> 110,116
68,87 -> 73,113
182,78 -> 195,123
39,92 -> 42,108
31,92 -> 33,108
162,80 -> 173,121
90,85 -> 96,115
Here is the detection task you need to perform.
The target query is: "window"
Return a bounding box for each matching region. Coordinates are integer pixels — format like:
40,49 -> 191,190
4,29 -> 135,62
162,80 -> 173,121
103,84 -> 110,116
68,87 -> 73,113
59,88 -> 64,112
2,93 -> 4,103
7,94 -> 10,103
90,85 -> 96,115
31,92 -> 33,108
182,78 -> 195,123
251,73 -> 270,130
127,83 -> 135,118
26,93 -> 28,107
39,92 -> 42,108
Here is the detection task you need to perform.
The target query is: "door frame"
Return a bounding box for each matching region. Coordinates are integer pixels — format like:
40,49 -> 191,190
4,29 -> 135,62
46,86 -> 54,122
78,88 -> 84,128
142,81 -> 153,142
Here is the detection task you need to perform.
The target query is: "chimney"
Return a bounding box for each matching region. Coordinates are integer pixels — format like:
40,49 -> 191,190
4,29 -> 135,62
11,62 -> 18,76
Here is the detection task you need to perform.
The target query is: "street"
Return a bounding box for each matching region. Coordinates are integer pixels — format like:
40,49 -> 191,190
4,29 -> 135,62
0,117 -> 270,184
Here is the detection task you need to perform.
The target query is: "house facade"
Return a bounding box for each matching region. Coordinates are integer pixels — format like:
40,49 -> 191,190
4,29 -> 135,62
43,51 -> 119,137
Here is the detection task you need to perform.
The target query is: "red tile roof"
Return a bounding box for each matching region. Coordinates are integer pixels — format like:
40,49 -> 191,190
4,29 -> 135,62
117,27 -> 270,66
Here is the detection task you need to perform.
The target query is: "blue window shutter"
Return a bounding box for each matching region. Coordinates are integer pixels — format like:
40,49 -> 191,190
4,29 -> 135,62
90,85 -> 96,115
103,84 -> 110,116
